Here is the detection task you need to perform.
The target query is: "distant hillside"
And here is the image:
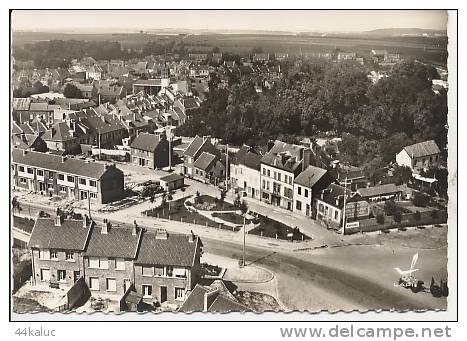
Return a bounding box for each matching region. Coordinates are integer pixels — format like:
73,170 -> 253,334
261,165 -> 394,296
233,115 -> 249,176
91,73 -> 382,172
364,28 -> 447,36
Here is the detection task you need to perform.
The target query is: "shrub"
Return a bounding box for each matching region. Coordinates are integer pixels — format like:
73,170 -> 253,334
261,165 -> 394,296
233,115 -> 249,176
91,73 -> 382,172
414,210 -> 421,221
376,213 -> 385,225
393,211 -> 402,223
413,192 -> 430,207
384,200 -> 398,216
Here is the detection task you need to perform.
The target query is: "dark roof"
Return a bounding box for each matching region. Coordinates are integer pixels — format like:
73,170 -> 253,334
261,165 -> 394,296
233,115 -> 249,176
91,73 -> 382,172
160,173 -> 184,183
403,140 -> 441,158
357,183 -> 401,198
183,135 -> 204,158
317,183 -> 346,209
130,133 -> 161,152
12,149 -> 122,179
193,152 -> 217,171
233,145 -> 262,170
133,79 -> 162,86
12,134 -> 42,149
294,165 -> 328,188
28,218 -> 92,251
41,123 -> 75,142
135,231 -> 201,266
83,114 -> 125,134
179,281 -> 249,313
84,225 -> 142,258
261,153 -> 302,173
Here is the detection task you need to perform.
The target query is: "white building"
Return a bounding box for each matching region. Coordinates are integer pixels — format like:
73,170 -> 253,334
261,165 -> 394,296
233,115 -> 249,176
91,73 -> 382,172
396,140 -> 441,172
230,145 -> 262,199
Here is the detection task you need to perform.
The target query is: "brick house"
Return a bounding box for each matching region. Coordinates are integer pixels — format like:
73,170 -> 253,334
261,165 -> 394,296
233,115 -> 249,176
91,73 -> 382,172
182,135 -> 218,177
130,132 -> 170,169
192,152 -> 225,185
28,214 -> 93,288
12,149 -> 124,204
28,216 -> 203,309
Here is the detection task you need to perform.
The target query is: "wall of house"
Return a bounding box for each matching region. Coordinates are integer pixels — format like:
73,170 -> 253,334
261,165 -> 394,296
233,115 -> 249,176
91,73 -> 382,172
293,184 -> 313,217
31,249 -> 84,288
133,264 -> 191,306
84,257 -> 134,296
315,198 -> 342,225
396,149 -> 413,169
99,168 -> 125,204
230,164 -> 261,199
131,148 -> 155,169
260,164 -> 295,210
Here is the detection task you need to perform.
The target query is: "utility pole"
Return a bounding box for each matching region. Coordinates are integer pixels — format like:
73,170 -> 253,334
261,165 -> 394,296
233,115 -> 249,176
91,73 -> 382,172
342,177 -> 348,235
225,144 -> 229,190
88,189 -> 91,219
98,132 -> 102,160
243,214 -> 246,267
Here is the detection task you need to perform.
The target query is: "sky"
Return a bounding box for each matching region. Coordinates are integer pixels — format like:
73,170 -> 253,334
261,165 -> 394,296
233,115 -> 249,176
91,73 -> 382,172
11,10 -> 448,33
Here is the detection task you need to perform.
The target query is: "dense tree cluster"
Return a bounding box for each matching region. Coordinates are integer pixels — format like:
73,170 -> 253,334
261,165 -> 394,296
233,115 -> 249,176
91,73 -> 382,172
177,59 -> 447,179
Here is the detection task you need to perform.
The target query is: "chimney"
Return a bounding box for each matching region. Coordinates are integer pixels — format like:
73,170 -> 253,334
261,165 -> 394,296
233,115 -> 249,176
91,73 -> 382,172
83,214 -> 88,228
321,191 -> 324,200
132,220 -> 138,235
302,148 -> 311,172
203,288 -> 219,312
61,156 -> 67,163
101,218 -> 109,234
55,208 -> 62,226
22,150 -> 28,156
188,230 -> 195,243
155,228 -> 168,240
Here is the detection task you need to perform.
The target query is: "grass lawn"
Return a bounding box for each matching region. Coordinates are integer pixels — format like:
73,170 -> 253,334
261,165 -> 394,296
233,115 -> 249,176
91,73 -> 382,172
13,297 -> 51,313
249,214 -> 310,241
212,212 -> 251,225
193,195 -> 237,211
144,197 -> 240,231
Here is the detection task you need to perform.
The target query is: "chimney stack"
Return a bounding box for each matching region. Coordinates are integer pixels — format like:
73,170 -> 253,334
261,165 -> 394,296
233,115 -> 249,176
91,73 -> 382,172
101,218 -> 109,234
83,214 -> 88,228
203,288 -> 219,312
55,208 -> 62,227
188,230 -> 195,243
302,148 -> 311,172
155,228 -> 168,240
132,220 -> 138,236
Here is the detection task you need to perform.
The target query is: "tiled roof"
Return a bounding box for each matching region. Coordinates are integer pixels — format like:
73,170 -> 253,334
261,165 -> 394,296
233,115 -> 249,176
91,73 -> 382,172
28,218 -> 92,251
160,173 -> 184,183
403,140 -> 441,158
193,152 -> 217,171
179,281 -> 248,312
135,231 -> 200,267
12,149 -> 121,179
12,98 -> 31,111
133,79 -> 162,86
183,135 -> 204,158
42,122 -> 75,142
84,225 -> 142,259
83,114 -> 125,134
357,183 -> 401,198
294,165 -> 328,188
29,102 -> 50,112
12,134 -> 42,149
130,133 -> 161,152
318,183 -> 346,209
233,145 -> 262,170
261,152 -> 302,173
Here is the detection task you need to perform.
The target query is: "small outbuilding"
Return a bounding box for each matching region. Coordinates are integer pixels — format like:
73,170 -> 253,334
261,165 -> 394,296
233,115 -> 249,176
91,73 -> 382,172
159,173 -> 185,191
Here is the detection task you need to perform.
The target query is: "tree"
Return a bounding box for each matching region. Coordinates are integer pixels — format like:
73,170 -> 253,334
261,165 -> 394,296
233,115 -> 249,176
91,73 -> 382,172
63,83 -> 83,99
376,213 -> 385,225
413,192 -> 429,207
414,210 -> 421,222
393,210 -> 402,224
219,189 -> 227,207
393,165 -> 413,185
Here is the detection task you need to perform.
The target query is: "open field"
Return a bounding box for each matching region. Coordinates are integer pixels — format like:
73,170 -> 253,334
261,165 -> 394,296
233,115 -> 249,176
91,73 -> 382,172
12,32 -> 448,65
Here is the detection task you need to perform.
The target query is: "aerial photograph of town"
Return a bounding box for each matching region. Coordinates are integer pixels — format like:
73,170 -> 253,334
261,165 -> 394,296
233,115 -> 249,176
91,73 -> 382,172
10,9 -> 453,316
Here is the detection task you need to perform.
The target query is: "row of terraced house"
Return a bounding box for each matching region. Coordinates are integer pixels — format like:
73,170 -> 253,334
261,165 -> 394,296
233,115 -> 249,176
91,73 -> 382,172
28,213 -> 203,309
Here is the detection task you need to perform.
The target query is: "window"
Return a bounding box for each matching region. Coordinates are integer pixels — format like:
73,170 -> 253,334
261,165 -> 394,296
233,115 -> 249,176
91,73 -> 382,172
174,267 -> 187,278
90,192 -> 97,199
115,259 -> 125,271
142,285 -> 152,298
142,265 -> 154,277
175,287 -> 185,300
38,249 -> 50,260
89,277 -> 99,291
89,180 -> 97,187
37,170 -> 44,177
267,169 -> 270,177
296,200 -> 302,211
100,258 -> 109,269
57,270 -> 66,282
273,171 -> 277,180
262,168 -> 266,175
40,269 -> 50,281
89,257 -> 108,269
155,265 -> 165,277
262,179 -> 265,189
65,251 -> 74,262
50,250 -> 58,260
166,265 -> 174,277
298,186 -> 302,195
79,178 -> 87,185
19,177 -> 27,184
106,278 -> 117,292
334,210 -> 339,220
304,189 -> 309,198
59,186 -> 66,193
19,166 -> 25,172
278,173 -> 281,181
67,175 -> 75,183
27,167 -> 34,174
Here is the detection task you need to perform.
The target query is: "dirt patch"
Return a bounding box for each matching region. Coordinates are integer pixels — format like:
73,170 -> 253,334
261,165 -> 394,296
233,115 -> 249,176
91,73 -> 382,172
13,297 -> 51,313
